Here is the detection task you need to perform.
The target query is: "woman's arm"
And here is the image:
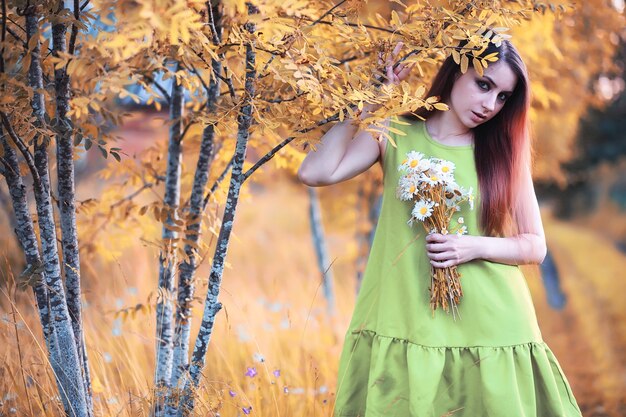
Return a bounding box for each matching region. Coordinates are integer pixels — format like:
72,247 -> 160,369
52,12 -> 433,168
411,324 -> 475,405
297,105 -> 386,187
426,171 -> 547,266
298,42 -> 414,187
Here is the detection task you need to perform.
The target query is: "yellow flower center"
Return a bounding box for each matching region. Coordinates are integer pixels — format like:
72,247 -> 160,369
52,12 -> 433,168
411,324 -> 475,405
409,185 -> 416,193
420,207 -> 428,215
442,166 -> 449,173
410,160 -> 418,168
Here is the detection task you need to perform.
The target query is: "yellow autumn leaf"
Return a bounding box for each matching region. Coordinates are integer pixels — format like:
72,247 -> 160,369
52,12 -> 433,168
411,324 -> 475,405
472,57 -> 483,76
460,54 -> 469,74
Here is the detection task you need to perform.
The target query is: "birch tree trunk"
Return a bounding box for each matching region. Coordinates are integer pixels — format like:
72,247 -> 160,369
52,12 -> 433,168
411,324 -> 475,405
154,60 -> 185,414
168,3 -> 223,397
24,7 -> 89,416
0,129 -> 53,360
52,3 -> 93,413
308,187 -> 336,316
177,5 -> 258,414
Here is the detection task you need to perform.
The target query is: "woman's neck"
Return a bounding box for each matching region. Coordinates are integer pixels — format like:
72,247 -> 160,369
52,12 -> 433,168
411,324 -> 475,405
425,112 -> 474,146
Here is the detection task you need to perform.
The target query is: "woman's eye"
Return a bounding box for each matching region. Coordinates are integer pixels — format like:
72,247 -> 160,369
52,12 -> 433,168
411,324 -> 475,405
477,80 -> 488,90
498,93 -> 508,102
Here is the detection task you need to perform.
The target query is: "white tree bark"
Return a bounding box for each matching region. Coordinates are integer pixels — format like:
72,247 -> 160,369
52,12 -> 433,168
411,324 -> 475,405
24,8 -> 89,416
176,5 -> 258,415
167,4 -> 223,405
52,3 -> 93,413
154,60 -> 184,415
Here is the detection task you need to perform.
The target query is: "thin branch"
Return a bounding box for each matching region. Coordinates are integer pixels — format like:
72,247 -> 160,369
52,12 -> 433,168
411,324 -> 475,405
307,0 -> 348,27
141,73 -> 171,104
200,156 -> 234,212
207,1 -> 222,45
109,181 -> 154,209
220,42 -> 284,56
179,101 -> 209,143
0,155 -> 11,177
1,0 -> 5,74
257,91 -> 307,103
0,112 -> 41,188
306,17 -> 397,34
242,113 -> 341,182
188,45 -> 237,99
6,26 -> 25,47
258,54 -> 278,79
6,16 -> 25,34
184,61 -> 211,94
68,0 -> 79,56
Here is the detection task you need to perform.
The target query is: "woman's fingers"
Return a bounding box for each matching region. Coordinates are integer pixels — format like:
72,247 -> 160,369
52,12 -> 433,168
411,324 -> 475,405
430,259 -> 457,268
427,251 -> 449,261
392,41 -> 403,58
398,62 -> 415,79
379,41 -> 414,85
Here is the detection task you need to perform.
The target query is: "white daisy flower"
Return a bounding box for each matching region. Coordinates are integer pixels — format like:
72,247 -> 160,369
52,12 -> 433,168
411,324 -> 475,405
458,217 -> 464,224
399,151 -> 429,173
421,172 -> 444,186
396,175 -> 420,201
432,160 -> 455,182
467,187 -> 475,210
445,181 -> 461,194
438,160 -> 455,176
456,226 -> 467,236
411,199 -> 435,221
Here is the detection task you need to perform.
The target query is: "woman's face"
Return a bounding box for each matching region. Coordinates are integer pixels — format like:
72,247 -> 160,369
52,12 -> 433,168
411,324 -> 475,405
448,61 -> 518,128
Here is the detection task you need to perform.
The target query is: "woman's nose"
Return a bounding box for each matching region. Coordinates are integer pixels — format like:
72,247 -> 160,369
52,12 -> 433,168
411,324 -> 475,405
482,94 -> 497,112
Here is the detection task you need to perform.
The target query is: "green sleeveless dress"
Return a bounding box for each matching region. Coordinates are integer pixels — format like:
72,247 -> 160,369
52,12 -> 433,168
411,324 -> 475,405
333,117 -> 583,417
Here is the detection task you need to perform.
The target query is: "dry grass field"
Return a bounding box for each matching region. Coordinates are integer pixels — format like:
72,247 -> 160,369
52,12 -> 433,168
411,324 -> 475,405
0,162 -> 624,416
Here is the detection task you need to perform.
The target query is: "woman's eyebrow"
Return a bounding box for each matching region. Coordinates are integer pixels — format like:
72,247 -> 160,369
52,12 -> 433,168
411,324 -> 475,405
483,75 -> 513,94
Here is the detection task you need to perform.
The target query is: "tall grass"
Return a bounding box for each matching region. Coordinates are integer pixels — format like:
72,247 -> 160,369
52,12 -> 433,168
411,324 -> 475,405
0,174 -> 624,416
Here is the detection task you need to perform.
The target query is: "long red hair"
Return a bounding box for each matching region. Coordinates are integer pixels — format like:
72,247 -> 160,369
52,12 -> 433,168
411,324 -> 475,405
407,40 -> 533,237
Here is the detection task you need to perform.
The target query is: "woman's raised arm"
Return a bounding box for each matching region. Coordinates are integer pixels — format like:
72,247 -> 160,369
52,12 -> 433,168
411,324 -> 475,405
297,107 -> 388,187
297,42 -> 414,187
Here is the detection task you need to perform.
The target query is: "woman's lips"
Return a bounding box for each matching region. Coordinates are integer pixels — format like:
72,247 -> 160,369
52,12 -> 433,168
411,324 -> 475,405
471,111 -> 486,122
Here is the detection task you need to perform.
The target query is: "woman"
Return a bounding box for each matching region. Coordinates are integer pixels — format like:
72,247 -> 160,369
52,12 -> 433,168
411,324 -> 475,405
298,40 -> 583,416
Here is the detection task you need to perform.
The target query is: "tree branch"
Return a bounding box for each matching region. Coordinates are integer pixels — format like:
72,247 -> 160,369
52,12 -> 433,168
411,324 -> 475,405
257,91 -> 307,103
0,112 -> 41,188
307,0 -> 348,27
141,73 -> 171,104
200,155 -> 233,212
68,0 -> 79,56
242,113 -> 341,182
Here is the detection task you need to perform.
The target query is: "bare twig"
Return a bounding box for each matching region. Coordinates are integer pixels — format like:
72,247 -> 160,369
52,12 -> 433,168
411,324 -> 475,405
141,73 -> 171,104
242,113 -> 341,182
307,0 -> 348,27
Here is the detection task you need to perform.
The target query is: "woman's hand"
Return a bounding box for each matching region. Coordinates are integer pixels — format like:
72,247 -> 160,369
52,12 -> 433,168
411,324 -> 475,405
425,233 -> 481,268
378,41 -> 415,86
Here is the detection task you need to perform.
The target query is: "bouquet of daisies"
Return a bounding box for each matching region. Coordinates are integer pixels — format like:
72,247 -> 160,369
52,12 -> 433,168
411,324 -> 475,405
396,151 -> 474,320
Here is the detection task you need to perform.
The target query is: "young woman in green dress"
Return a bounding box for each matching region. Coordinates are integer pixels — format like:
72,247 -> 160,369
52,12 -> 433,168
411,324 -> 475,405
298,40 -> 583,417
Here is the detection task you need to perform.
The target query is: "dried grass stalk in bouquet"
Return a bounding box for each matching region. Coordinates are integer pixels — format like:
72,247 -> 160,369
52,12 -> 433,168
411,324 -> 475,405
396,151 -> 475,321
